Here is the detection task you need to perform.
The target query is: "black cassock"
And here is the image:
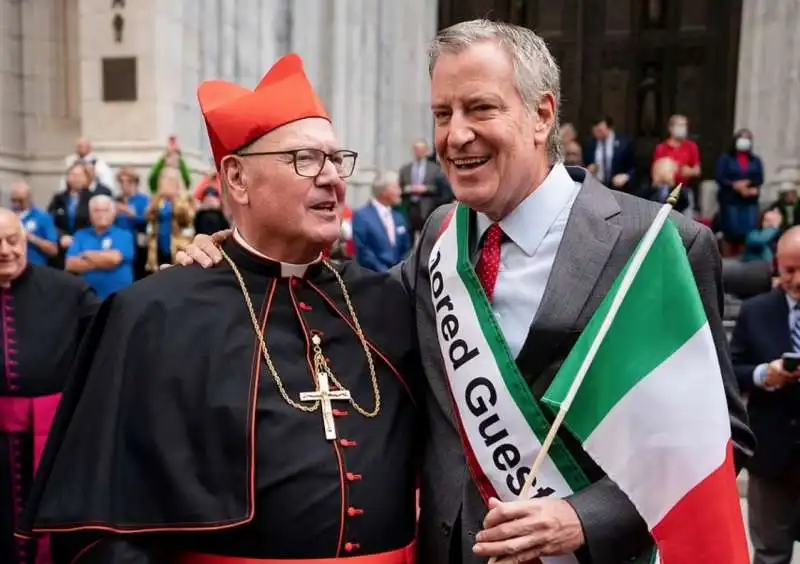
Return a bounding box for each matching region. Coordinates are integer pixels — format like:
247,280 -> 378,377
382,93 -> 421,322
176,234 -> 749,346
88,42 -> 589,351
0,265 -> 99,564
20,240 -> 422,564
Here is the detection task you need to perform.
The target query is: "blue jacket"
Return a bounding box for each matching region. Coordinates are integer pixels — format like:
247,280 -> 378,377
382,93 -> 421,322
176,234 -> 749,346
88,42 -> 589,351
715,152 -> 764,207
353,203 -> 412,272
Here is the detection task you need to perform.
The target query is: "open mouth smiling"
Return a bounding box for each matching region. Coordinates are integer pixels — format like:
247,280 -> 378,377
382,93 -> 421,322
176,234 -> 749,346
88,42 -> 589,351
450,156 -> 491,170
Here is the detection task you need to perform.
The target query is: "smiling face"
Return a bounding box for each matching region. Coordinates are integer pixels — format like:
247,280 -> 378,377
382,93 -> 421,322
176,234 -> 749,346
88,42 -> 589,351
0,210 -> 27,285
222,118 -> 348,262
431,41 -> 554,220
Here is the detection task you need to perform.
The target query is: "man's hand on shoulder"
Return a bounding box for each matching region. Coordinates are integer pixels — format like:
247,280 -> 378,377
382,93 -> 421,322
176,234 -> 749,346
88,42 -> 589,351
472,497 -> 585,562
160,230 -> 231,269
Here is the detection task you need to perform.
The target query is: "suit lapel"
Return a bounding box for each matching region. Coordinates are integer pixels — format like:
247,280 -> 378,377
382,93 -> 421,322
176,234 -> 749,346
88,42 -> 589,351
769,289 -> 792,353
515,172 -> 622,388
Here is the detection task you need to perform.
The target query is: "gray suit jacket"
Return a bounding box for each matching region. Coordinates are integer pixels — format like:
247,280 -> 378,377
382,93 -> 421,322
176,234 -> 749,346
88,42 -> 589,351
396,167 -> 754,564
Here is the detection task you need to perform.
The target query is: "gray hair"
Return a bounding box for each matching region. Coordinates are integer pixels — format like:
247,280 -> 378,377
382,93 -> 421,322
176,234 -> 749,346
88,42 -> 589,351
372,170 -> 399,198
89,194 -> 116,213
428,19 -> 563,163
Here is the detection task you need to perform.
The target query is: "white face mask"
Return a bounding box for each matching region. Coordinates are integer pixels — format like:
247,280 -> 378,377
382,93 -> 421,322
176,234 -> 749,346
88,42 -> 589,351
671,124 -> 687,139
735,137 -> 752,152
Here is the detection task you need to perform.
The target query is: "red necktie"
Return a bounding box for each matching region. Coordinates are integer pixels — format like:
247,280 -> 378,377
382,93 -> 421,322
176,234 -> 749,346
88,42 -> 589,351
475,223 -> 504,302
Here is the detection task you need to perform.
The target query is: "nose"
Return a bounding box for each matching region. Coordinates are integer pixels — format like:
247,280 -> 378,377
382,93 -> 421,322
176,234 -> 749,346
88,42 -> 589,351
315,157 -> 341,187
445,112 -> 476,151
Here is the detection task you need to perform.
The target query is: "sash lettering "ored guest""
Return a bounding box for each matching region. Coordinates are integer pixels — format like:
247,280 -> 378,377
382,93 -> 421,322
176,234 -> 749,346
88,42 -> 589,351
430,249 -> 543,497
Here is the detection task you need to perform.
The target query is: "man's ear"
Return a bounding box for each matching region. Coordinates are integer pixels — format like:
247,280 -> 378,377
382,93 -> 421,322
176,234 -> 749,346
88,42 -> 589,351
535,92 -> 557,144
220,156 -> 249,206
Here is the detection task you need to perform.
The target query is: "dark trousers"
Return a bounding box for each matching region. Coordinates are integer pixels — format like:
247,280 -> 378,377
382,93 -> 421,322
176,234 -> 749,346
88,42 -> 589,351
748,457 -> 800,564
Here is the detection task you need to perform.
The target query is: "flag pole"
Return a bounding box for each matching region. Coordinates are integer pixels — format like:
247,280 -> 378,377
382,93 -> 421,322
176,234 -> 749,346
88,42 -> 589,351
486,184 -> 683,563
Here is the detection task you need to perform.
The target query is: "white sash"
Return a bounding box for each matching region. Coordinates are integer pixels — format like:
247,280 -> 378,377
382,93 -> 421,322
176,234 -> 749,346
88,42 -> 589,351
429,204 -> 589,564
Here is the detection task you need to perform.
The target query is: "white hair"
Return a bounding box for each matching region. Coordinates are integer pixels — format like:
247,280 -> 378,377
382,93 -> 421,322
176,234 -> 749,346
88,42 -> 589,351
372,170 -> 400,198
89,194 -> 116,213
428,19 -> 563,164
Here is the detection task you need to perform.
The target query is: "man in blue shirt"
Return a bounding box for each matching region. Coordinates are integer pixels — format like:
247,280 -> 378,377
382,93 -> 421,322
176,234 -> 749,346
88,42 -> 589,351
10,182 -> 58,266
66,194 -> 135,299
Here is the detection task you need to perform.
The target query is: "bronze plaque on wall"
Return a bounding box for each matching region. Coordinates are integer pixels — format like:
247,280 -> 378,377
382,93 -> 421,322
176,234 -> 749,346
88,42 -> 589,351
102,57 -> 137,102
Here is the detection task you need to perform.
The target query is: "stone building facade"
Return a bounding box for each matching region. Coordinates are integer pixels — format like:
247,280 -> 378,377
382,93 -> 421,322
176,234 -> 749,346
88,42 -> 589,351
0,0 -> 436,207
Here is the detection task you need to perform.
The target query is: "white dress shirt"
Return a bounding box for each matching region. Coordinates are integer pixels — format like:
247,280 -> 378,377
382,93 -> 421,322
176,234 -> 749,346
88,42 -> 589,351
474,163 -> 581,358
371,199 -> 396,245
594,132 -> 615,184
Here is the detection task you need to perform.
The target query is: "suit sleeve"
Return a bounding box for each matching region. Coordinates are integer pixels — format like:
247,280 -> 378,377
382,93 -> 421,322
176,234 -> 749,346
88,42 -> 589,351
685,226 -> 754,468
729,302 -> 758,393
566,226 -> 755,564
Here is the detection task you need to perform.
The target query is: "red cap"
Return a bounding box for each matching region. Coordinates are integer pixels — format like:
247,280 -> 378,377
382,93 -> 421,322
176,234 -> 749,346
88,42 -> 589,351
197,54 -> 330,170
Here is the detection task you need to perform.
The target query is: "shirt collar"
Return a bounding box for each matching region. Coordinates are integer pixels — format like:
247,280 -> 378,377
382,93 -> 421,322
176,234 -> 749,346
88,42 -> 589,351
371,199 -> 391,215
475,163 -> 578,257
232,229 -> 320,278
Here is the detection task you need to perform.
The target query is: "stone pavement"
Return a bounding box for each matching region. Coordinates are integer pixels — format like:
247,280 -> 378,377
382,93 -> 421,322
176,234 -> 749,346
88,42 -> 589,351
739,471 -> 800,563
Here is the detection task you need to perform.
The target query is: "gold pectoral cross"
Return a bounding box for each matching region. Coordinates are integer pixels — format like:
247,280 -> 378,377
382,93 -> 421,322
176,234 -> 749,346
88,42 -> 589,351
299,371 -> 351,440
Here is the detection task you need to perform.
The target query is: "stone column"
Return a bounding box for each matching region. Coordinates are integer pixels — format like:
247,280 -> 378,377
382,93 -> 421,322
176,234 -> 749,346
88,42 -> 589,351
734,0 -> 800,203
0,0 -> 25,191
773,1 -> 800,194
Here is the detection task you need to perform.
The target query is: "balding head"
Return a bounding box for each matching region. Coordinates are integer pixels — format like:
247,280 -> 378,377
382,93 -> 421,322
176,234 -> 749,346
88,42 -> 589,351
0,208 -> 26,285
9,181 -> 31,212
776,226 -> 800,300
75,137 -> 91,158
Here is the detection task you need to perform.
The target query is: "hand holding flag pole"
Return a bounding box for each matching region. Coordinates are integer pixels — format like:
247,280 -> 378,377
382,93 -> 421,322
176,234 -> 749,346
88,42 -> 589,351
485,184 -> 683,564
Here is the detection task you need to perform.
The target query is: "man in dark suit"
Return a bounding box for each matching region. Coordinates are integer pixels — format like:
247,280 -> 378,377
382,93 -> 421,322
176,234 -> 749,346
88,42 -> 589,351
730,226 -> 800,564
583,116 -> 637,193
353,171 -> 412,272
398,140 -> 443,235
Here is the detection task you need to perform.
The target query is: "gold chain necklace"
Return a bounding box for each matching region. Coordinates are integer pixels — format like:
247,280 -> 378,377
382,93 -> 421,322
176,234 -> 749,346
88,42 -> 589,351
220,249 -> 381,418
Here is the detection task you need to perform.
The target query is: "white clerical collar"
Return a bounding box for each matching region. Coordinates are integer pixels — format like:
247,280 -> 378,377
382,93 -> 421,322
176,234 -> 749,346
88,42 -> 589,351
232,229 -> 320,278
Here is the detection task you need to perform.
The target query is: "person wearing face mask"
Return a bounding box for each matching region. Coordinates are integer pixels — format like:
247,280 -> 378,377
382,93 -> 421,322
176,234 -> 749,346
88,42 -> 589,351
652,115 -> 701,212
716,129 -> 765,257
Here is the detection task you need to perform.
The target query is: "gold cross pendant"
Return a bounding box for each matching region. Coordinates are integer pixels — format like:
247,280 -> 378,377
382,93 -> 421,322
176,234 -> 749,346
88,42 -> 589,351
299,371 -> 351,440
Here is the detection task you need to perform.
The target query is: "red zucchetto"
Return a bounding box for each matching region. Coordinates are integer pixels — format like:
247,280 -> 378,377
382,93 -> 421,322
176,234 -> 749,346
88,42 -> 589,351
197,53 -> 330,170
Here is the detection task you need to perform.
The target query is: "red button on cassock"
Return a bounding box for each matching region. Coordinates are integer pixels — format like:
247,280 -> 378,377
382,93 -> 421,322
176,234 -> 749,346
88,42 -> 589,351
298,302 -> 312,312
347,507 -> 364,517
344,542 -> 360,553
332,409 -> 348,417
339,439 -> 357,448
346,472 -> 362,481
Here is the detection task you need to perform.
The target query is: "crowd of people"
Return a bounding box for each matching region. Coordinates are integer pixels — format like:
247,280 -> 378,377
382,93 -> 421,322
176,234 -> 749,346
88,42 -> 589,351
10,138 -> 231,299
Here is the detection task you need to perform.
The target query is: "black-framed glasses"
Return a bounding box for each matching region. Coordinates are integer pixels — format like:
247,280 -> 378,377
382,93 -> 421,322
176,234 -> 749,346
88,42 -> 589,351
238,148 -> 358,179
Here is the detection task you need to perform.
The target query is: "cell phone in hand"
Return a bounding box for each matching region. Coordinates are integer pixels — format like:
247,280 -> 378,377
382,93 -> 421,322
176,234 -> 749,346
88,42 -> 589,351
782,352 -> 800,372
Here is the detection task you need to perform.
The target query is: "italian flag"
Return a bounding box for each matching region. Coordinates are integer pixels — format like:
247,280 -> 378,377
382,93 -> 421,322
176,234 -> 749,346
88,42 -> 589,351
542,208 -> 749,563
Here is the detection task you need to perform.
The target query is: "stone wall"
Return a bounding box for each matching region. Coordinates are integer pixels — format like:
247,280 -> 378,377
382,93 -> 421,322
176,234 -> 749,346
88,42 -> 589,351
0,0 -> 437,210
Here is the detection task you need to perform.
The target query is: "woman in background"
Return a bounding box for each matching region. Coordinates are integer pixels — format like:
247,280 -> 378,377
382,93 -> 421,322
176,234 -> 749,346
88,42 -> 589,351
715,128 -> 765,256
114,168 -> 151,280
145,168 -> 194,272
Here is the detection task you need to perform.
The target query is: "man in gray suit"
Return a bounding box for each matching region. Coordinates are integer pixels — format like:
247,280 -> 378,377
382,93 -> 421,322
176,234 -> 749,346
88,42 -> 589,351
398,140 -> 443,235
398,20 -> 753,564
177,19 -> 754,564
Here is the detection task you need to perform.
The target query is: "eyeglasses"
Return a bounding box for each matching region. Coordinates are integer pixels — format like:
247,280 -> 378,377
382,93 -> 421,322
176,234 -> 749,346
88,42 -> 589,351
237,148 -> 358,179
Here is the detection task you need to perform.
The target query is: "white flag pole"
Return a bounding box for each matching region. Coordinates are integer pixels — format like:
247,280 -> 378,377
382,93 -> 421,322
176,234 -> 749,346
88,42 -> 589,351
486,185 -> 682,563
